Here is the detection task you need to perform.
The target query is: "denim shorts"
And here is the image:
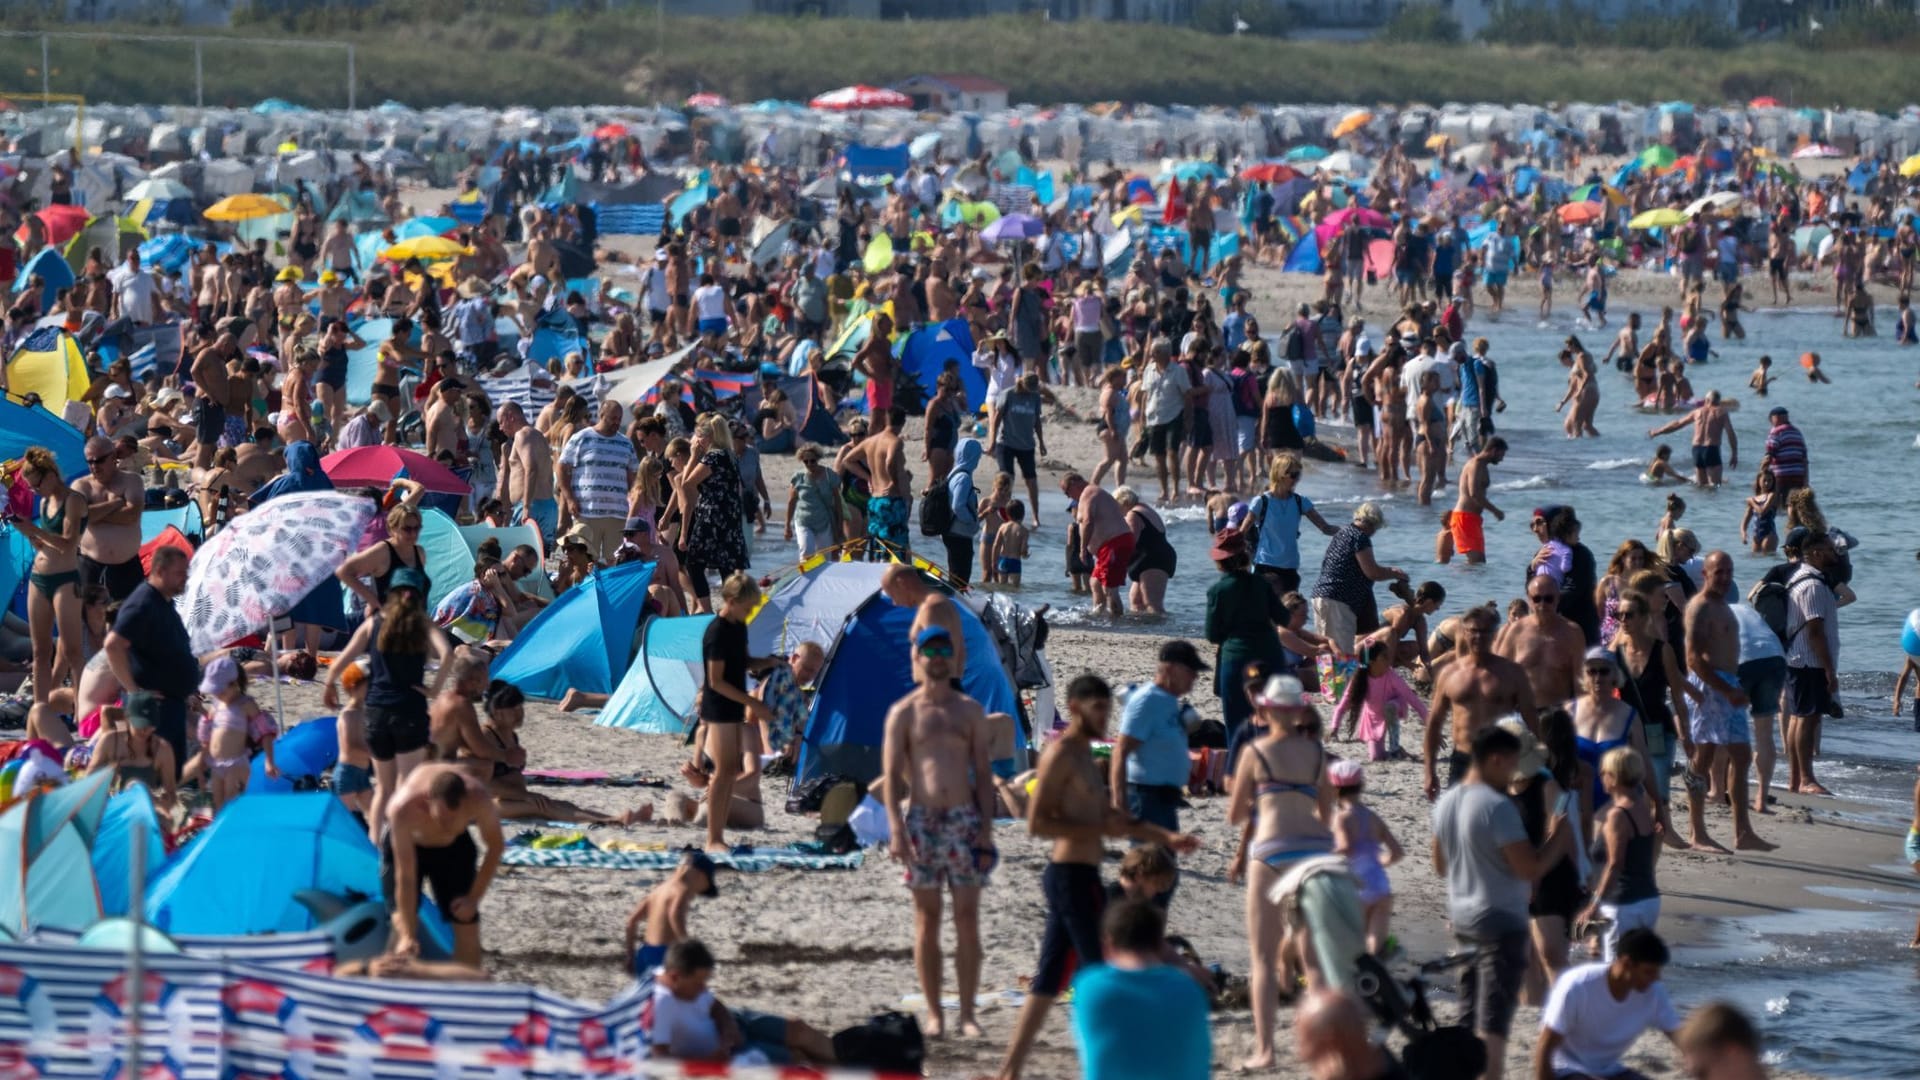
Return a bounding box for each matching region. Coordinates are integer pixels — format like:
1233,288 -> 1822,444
1738,656 -> 1788,718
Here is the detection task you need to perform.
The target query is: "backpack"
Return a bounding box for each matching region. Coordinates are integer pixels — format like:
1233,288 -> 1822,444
831,1012 -> 926,1073
1745,578 -> 1791,647
1232,369 -> 1262,417
1282,323 -> 1306,362
918,481 -> 953,537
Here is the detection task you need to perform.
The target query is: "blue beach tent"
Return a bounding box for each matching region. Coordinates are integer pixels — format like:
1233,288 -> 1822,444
490,560 -> 657,699
145,793 -> 374,935
91,785 -> 167,918
0,772 -> 112,935
896,319 -> 987,413
595,614 -> 713,734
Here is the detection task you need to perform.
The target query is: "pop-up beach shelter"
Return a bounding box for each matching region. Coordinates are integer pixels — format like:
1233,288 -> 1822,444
594,613 -> 713,735
490,559 -> 656,699
5,327 -> 90,412
0,394 -> 85,478
416,509 -> 550,614
145,793 -> 376,935
90,784 -> 166,918
0,771 -> 113,935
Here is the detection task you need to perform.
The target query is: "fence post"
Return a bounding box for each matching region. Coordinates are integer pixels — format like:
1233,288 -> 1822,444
194,39 -> 203,108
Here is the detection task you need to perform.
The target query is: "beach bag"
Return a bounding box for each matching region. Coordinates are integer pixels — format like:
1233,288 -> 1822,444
1316,653 -> 1360,707
812,821 -> 858,854
817,780 -> 863,828
917,481 -> 953,537
1232,369 -> 1262,417
786,773 -> 854,815
1745,579 -> 1791,647
1282,323 -> 1306,362
831,1011 -> 926,1073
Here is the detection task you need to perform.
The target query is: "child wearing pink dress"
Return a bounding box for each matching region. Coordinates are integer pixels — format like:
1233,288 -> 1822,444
1334,640 -> 1428,761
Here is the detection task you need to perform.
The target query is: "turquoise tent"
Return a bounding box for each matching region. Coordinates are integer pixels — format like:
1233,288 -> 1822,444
0,772 -> 112,934
344,317 -> 395,407
417,509 -> 551,614
490,560 -> 657,700
0,395 -> 85,479
595,614 -> 713,734
91,784 -> 166,918
146,793 -> 380,935
139,502 -> 206,544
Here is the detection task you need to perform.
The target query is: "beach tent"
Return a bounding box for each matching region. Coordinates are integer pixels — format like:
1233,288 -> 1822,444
5,327 -> 90,413
775,373 -> 848,446
11,248 -> 74,314
490,560 -> 657,700
343,317 -> 395,407
145,793 -> 380,936
842,143 -> 910,185
90,785 -> 166,918
0,395 -> 85,478
0,527 -> 31,615
594,613 -> 714,734
138,525 -> 194,575
140,501 -> 206,545
418,508 -> 551,613
248,716 -> 339,795
0,772 -> 112,935
896,319 -> 986,413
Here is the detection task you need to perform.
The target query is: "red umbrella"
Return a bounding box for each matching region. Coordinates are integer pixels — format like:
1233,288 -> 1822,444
320,446 -> 470,496
808,85 -> 912,111
685,93 -> 730,109
1241,162 -> 1300,183
12,204 -> 91,249
593,122 -> 629,140
1749,96 -> 1781,108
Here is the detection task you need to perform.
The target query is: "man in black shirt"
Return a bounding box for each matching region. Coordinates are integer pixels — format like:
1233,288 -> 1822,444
101,546 -> 199,764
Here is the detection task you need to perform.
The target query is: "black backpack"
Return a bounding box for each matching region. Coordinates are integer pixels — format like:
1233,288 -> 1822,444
918,481 -> 953,537
1282,323 -> 1307,362
1745,579 -> 1792,647
831,1011 -> 925,1073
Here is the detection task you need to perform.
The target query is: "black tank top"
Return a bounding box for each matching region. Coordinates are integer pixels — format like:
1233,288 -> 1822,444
1263,403 -> 1302,450
1596,805 -> 1660,905
1516,778 -> 1583,906
1616,642 -> 1676,735
365,617 -> 428,715
370,540 -> 430,604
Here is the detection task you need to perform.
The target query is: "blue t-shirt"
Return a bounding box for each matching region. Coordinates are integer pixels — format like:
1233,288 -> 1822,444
1070,964 -> 1211,1080
1247,491 -> 1314,570
1118,684 -> 1190,787
1457,356 -> 1484,410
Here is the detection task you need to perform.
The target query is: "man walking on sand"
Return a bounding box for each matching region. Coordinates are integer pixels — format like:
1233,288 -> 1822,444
1784,533 -> 1843,796
1426,605 -> 1538,801
1683,551 -> 1776,852
1438,436 -> 1506,565
1648,390 -> 1737,487
997,674 -> 1199,1080
1063,473 -> 1131,618
863,406 -> 914,557
882,626 -> 996,1040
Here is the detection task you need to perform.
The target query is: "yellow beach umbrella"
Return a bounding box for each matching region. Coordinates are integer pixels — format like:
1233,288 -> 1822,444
1332,110 -> 1373,139
381,235 -> 470,262
203,193 -> 289,222
1628,208 -> 1688,230
1111,205 -> 1144,227
1900,154 -> 1920,178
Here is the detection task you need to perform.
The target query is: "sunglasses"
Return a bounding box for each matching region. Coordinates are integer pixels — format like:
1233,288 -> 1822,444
1529,593 -> 1559,603
1284,470 -> 1302,479
85,455 -> 113,466
395,523 -> 422,534
917,644 -> 955,659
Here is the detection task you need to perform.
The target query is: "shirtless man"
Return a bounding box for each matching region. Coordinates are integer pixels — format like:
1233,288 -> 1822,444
996,674 -> 1200,1079
855,312 -> 900,420
189,333 -> 235,471
371,318 -> 414,440
1062,473 -> 1131,618
496,402 -> 556,544
1363,581 -> 1446,679
1602,312 -> 1641,374
320,221 -> 357,283
881,564 -> 968,669
1683,551 -> 1775,852
1495,574 -> 1586,711
861,406 -> 913,556
926,268 -> 957,325
424,379 -> 466,465
1436,436 -> 1507,565
525,224 -> 560,283
73,437 -> 146,602
382,764 -> 504,967
1648,390 -> 1737,487
1424,605 -> 1537,800
881,626 -> 996,1041
431,653 -> 515,771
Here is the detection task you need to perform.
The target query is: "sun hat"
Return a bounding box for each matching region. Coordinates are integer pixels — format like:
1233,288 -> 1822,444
1255,674 -> 1307,708
389,567 -> 429,596
275,266 -> 304,283
1494,715 -> 1546,777
198,656 -> 241,696
1328,758 -> 1366,789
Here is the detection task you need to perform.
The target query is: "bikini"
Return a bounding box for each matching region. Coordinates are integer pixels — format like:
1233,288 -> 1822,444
198,698 -> 257,779
1246,744 -> 1334,870
1574,704 -> 1638,808
28,497 -> 81,599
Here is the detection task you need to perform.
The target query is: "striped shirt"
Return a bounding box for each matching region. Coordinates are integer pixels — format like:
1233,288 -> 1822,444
559,427 -> 638,519
1764,421 -> 1807,480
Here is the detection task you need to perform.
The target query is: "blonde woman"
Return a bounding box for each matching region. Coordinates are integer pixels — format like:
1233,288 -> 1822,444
677,415 -> 750,615
12,447 -> 88,701
1580,745 -> 1662,960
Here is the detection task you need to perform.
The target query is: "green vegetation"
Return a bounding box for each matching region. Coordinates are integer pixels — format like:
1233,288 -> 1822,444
1380,4 -> 1464,44
0,10 -> 1913,112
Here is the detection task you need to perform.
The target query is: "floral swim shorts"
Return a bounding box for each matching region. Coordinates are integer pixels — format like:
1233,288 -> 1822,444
903,804 -> 993,891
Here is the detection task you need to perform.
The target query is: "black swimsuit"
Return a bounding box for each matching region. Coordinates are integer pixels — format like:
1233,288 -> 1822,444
1127,514 -> 1178,582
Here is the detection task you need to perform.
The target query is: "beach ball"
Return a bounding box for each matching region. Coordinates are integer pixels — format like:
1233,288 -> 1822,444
1901,609 -> 1920,658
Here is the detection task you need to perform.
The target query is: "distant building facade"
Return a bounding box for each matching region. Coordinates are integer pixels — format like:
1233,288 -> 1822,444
893,74 -> 1010,112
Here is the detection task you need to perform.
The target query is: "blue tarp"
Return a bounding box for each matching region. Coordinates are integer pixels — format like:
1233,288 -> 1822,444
138,232 -> 201,273
594,614 -> 713,734
91,786 -> 166,918
798,595 -> 1018,785
491,560 -> 657,699
1283,236 -> 1324,274
12,249 -> 73,313
896,319 -> 986,413
0,397 -> 84,479
842,143 -> 910,185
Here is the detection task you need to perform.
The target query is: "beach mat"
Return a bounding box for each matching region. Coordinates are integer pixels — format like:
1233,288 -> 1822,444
523,769 -> 670,788
502,845 -> 863,872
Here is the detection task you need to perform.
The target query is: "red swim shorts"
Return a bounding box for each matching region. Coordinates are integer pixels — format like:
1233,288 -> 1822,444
1092,533 -> 1135,588
1447,510 -> 1485,556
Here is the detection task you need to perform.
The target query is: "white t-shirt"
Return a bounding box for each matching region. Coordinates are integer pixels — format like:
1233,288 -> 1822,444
1785,566 -> 1839,670
1542,963 -> 1679,1076
642,266 -> 670,312
647,983 -> 722,1060
109,267 -> 158,323
692,283 -> 728,321
1143,362 -> 1192,427
1731,602 -> 1785,663
559,427 -> 639,520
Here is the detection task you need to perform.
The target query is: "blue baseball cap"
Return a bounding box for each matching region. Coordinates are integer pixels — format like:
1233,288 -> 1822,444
914,626 -> 953,649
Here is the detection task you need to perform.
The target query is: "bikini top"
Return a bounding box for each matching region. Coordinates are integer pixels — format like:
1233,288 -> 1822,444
38,494 -> 77,535
1255,741 -> 1322,801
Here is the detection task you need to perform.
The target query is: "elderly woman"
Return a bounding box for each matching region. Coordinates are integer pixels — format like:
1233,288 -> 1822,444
1309,502 -> 1409,656
1113,486 -> 1176,617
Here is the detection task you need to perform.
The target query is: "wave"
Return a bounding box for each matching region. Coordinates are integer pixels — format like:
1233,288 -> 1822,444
1490,474 -> 1555,492
1584,457 -> 1643,471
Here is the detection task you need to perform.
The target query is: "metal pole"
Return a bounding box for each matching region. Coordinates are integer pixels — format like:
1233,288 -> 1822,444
39,34 -> 48,98
125,820 -> 148,1072
194,39 -> 203,108
346,44 -> 355,112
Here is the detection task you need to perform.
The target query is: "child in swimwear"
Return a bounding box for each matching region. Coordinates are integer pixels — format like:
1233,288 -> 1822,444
188,656 -> 278,813
1329,759 -> 1403,956
334,660 -> 374,817
624,850 -> 717,978
1063,517 -> 1090,595
977,473 -> 1012,585
1645,445 -> 1685,485
1749,354 -> 1777,396
1802,350 -> 1832,384
1682,320 -> 1716,364
1907,773 -> 1920,948
1538,259 -> 1554,318
1891,655 -> 1920,730
1719,283 -> 1747,340
1657,493 -> 1686,541
1741,470 -> 1780,556
1112,845 -> 1214,986
993,500 -> 1030,587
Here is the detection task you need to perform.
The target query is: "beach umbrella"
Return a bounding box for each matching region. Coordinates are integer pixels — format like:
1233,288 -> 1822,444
1749,96 -> 1781,109
1635,146 -> 1678,171
123,177 -> 192,203
593,122 -> 629,139
1331,110 -> 1373,139
12,205 -> 89,249
380,235 -> 469,262
1424,133 -> 1452,152
809,85 -> 911,111
1792,224 -> 1831,251
1557,201 -> 1605,225
1570,183 -> 1627,206
137,233 -> 202,274
1284,145 -> 1329,163
1319,207 -> 1389,234
1900,154 -> 1920,178
1629,208 -> 1688,229
1242,162 -> 1298,184
1756,161 -> 1799,185
203,193 -> 288,222
1318,151 -> 1372,176
1162,160 -> 1224,184
685,93 -> 729,109
981,213 -> 1044,243
321,445 -> 470,495
175,491 -> 375,656
1684,191 -> 1745,217
1793,143 -> 1842,159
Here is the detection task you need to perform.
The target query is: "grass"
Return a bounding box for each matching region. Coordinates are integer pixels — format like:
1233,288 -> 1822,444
0,13 -> 1911,113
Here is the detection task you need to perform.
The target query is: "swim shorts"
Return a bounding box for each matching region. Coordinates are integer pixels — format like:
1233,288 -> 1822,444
1092,533 -> 1135,589
1906,829 -> 1920,868
697,317 -> 727,337
1447,509 -> 1485,556
1031,862 -> 1106,996
1691,444 -> 1722,471
1485,270 -> 1509,288
380,829 -> 480,924
866,494 -> 910,549
1456,929 -> 1529,1039
334,761 -> 373,795
902,803 -> 992,891
1687,669 -> 1751,745
1786,664 -> 1839,719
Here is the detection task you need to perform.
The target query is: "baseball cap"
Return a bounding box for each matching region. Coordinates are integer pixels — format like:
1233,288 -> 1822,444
914,625 -> 953,649
1255,674 -> 1306,708
199,656 -> 241,695
103,383 -> 131,400
389,566 -> 429,596
682,850 -> 720,897
622,516 -> 652,535
1158,640 -> 1210,672
1782,525 -> 1812,553
1768,406 -> 1789,418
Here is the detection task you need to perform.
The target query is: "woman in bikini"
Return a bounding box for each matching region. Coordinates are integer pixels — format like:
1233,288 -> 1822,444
1227,675 -> 1335,1072
83,704 -> 179,809
474,682 -> 651,825
336,504 -> 434,619
12,446 -> 88,703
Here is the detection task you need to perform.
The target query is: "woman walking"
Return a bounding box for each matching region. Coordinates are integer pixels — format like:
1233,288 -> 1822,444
1115,487 -> 1176,617
1581,746 -> 1663,960
677,414 -> 751,614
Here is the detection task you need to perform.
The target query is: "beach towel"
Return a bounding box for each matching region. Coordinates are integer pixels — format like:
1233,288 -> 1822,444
523,769 -> 670,789
502,845 -> 864,873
